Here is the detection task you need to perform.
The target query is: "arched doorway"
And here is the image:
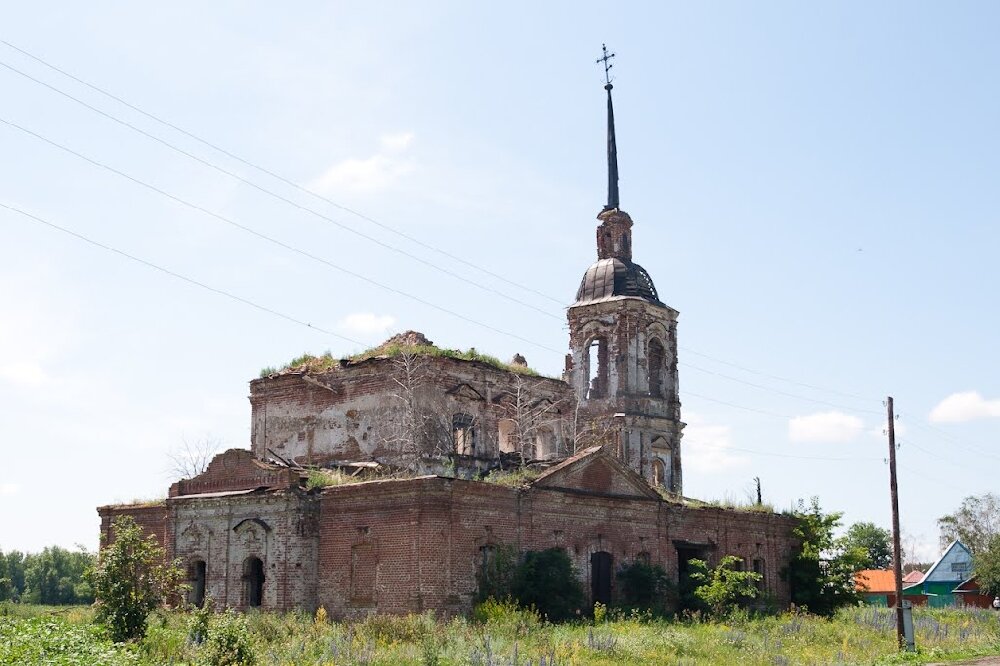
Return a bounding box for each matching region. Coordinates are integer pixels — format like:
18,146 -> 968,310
190,559 -> 206,608
590,551 -> 613,607
243,557 -> 264,608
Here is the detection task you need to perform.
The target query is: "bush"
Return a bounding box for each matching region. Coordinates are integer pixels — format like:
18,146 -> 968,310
471,597 -> 541,637
205,609 -> 256,666
88,516 -> 185,642
689,556 -> 762,618
617,561 -> 676,615
510,548 -> 585,622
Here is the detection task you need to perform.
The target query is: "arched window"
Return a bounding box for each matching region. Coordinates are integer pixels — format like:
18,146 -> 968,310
648,338 -> 665,398
652,459 -> 666,487
587,337 -> 609,399
453,413 -> 476,455
243,557 -> 264,608
498,419 -> 516,454
189,559 -> 207,608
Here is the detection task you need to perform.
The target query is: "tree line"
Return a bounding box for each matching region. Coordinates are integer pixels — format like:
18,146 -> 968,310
0,546 -> 95,604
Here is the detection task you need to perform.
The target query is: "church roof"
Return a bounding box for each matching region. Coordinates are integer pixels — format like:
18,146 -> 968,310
573,257 -> 662,306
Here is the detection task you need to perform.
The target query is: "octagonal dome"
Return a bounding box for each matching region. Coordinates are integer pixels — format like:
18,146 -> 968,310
573,257 -> 661,306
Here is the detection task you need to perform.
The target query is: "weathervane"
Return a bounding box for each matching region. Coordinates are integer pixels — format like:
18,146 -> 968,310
596,44 -> 619,210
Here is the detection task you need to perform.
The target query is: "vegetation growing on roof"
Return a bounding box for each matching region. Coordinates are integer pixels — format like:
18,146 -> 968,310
480,466 -> 544,488
304,469 -> 368,490
262,337 -> 541,378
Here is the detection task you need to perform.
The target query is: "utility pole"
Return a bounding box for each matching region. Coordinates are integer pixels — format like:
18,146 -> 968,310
886,396 -> 907,650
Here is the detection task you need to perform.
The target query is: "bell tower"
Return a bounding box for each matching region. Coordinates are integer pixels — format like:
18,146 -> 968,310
565,46 -> 684,493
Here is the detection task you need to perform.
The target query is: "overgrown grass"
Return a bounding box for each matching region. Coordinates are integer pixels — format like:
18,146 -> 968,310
481,466 -> 545,488
263,343 -> 542,378
304,468 -> 366,489
3,603 -> 999,665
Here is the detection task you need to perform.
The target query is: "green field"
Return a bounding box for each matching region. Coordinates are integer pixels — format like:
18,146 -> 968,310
2,602 -> 999,665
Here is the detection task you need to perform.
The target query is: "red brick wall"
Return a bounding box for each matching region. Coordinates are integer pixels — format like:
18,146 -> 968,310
97,502 -> 172,561
313,476 -> 797,618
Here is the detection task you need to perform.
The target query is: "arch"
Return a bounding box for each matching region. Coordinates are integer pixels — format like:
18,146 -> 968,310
189,559 -> 207,608
243,556 -> 265,608
652,458 -> 666,487
498,419 -> 516,454
591,551 -> 613,606
533,428 -> 555,460
586,336 -> 609,399
647,338 -> 665,398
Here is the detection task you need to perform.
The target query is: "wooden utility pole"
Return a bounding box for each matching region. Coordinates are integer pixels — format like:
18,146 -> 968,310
887,396 -> 905,648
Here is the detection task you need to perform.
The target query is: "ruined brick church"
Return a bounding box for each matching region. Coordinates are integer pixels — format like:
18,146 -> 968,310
99,71 -> 797,616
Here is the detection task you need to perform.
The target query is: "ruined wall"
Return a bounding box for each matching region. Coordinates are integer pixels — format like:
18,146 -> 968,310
98,502 -> 171,558
310,476 -> 796,618
250,356 -> 575,472
170,491 -> 318,611
566,298 -> 684,492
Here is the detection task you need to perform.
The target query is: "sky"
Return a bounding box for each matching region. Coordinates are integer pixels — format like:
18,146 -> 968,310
2,2 -> 998,563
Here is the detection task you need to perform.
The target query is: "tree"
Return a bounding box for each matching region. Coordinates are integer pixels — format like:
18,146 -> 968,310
497,374 -> 566,463
168,435 -> 224,480
0,550 -> 25,602
617,560 -> 676,615
938,493 -> 1000,554
782,497 -> 866,616
842,522 -> 893,570
23,546 -> 95,604
89,516 -> 185,642
973,534 -> 1000,597
689,556 -> 762,618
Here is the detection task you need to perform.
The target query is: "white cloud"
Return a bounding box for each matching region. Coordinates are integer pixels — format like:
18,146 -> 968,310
379,132 -> 414,153
0,361 -> 49,387
683,412 -> 749,472
0,483 -> 20,497
310,132 -> 415,194
929,391 -> 1000,423
338,312 -> 396,336
788,411 -> 864,443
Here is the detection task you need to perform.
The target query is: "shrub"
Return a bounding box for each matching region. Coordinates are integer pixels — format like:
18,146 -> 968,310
510,548 -> 585,622
475,544 -> 517,602
88,516 -> 185,642
617,560 -> 676,615
205,609 -> 257,666
471,597 -> 541,637
689,555 -> 762,618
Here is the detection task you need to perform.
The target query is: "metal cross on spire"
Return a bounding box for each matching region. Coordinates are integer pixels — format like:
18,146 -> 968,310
596,44 -> 615,88
596,44 -> 619,210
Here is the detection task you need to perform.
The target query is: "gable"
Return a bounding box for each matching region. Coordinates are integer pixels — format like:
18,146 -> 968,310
924,541 -> 973,583
168,449 -> 299,497
531,446 -> 659,500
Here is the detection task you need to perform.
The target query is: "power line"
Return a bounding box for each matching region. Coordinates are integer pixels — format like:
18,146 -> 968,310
0,41 -> 896,409
0,201 -> 366,347
0,56 -> 562,322
681,360 -> 882,416
0,117 -> 564,355
679,345 -> 875,402
0,38 -> 567,306
686,440 -> 882,462
683,390 -> 793,419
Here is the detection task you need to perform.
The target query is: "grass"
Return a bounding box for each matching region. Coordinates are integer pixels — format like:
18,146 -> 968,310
261,343 -> 542,378
2,602 -> 999,665
481,466 -> 545,488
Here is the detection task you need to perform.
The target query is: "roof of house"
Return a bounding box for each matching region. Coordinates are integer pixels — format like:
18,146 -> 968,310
903,570 -> 925,584
922,540 -> 973,583
855,569 -> 898,594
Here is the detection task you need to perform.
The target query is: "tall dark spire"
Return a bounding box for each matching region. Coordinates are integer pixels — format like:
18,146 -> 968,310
596,44 -> 619,211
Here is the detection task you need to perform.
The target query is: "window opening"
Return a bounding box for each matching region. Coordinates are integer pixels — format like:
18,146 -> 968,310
648,338 -> 665,398
498,419 -> 516,454
587,337 -> 609,399
453,413 -> 477,455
